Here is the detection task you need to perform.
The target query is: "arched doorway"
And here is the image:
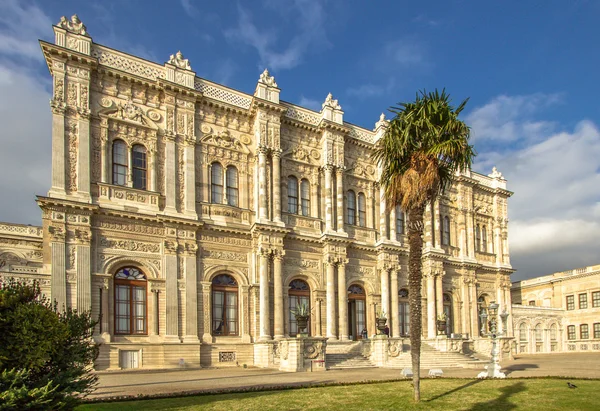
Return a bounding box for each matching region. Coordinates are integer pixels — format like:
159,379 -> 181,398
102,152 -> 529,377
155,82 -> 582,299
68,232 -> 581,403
288,279 -> 310,337
211,274 -> 238,336
443,293 -> 453,336
114,267 -> 147,335
399,288 -> 410,336
347,284 -> 367,340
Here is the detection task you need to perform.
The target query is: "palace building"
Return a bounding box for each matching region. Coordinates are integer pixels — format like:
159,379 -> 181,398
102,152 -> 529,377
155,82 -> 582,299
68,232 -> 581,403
0,15 -> 514,370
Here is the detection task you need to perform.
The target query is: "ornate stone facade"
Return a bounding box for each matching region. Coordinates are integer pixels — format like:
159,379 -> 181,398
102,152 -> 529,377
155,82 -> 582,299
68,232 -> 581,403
0,16 -> 513,370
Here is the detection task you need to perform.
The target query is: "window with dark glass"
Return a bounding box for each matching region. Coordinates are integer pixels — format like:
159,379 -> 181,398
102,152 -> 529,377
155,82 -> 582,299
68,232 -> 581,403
567,325 -> 576,340
482,226 -> 487,252
211,163 -> 223,204
579,293 -> 588,309
288,279 -> 310,337
226,166 -> 239,207
300,179 -> 310,216
566,295 -> 575,310
398,289 -> 409,336
114,267 -> 147,335
593,291 -> 600,308
131,144 -> 147,190
550,323 -> 557,341
519,323 -> 527,342
348,284 -> 366,339
288,176 -> 298,214
357,193 -> 366,227
529,300 -> 536,306
580,324 -> 589,339
594,323 -> 600,339
212,274 -> 238,336
347,190 -> 356,225
475,225 -> 481,252
112,140 -> 128,186
443,293 -> 453,335
396,206 -> 404,239
442,216 -> 450,246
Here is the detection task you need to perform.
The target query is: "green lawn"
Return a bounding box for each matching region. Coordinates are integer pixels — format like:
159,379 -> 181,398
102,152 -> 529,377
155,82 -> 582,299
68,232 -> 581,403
77,379 -> 600,411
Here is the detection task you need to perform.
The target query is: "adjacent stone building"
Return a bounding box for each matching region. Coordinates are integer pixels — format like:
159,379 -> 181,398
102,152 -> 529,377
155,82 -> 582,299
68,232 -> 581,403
0,15 -> 513,370
512,264 -> 600,354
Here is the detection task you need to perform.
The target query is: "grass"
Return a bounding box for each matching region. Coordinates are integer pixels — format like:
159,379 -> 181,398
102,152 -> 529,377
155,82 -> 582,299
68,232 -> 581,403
77,378 -> 600,410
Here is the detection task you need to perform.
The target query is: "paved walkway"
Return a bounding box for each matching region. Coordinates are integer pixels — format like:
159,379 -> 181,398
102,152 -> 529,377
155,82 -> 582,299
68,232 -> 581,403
90,353 -> 600,399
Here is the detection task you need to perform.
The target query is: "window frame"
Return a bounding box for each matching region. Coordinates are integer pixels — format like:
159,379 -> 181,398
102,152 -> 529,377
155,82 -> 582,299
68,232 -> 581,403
112,140 -> 128,187
288,279 -> 310,337
211,274 -> 239,337
395,206 -> 404,239
114,267 -> 147,336
475,225 -> 481,252
567,325 -> 576,340
131,144 -> 147,190
580,324 -> 589,339
442,216 -> 450,246
347,190 -> 356,225
481,226 -> 487,252
211,162 -> 224,204
566,295 -> 575,310
357,192 -> 366,227
594,323 -> 600,339
226,166 -> 239,207
593,291 -> 600,308
300,179 -> 310,217
579,293 -> 588,309
288,176 -> 299,214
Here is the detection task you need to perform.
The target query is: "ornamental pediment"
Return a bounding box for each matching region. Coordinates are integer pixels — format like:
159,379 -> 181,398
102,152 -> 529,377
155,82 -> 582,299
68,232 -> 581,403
345,160 -> 375,179
97,98 -> 160,131
281,144 -> 321,165
199,124 -> 250,154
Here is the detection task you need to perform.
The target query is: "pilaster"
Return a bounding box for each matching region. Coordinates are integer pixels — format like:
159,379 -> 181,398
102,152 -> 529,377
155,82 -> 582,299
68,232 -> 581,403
273,249 -> 285,339
75,230 -> 92,311
164,238 -> 180,342
390,268 -> 400,338
183,241 -> 199,342
335,167 -> 345,233
337,259 -> 349,340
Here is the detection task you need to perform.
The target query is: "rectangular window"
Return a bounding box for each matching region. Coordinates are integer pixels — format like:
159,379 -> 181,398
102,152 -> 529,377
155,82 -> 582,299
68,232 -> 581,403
566,295 -> 575,310
579,293 -> 588,309
594,323 -> 600,339
528,300 -> 536,306
592,291 -> 600,308
580,324 -> 589,339
567,325 -> 576,340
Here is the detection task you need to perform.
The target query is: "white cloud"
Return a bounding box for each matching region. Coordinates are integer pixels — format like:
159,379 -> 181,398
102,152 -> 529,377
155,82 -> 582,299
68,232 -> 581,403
347,78 -> 396,99
298,95 -> 321,111
0,0 -> 51,60
383,38 -> 426,67
469,94 -> 600,280
224,1 -> 329,71
180,0 -> 198,18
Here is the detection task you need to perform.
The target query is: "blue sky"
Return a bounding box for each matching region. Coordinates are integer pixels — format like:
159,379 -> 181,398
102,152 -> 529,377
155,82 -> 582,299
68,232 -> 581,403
1,0 -> 600,280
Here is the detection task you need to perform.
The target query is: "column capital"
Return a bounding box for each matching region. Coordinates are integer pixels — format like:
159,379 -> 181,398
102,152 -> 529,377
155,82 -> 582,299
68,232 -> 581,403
271,148 -> 282,158
322,164 -> 335,172
163,240 -> 179,255
335,166 -> 345,175
257,144 -> 269,155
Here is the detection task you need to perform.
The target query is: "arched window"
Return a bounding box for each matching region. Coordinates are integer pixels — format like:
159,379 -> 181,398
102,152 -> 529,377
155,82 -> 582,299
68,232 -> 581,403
226,166 -> 238,207
211,163 -> 223,204
132,144 -> 147,190
482,226 -> 488,253
114,267 -> 147,335
396,206 -> 404,239
519,323 -> 528,347
398,288 -> 409,336
535,324 -> 543,352
357,193 -> 366,227
288,279 -> 310,337
212,274 -> 238,336
478,295 -> 488,336
442,216 -> 450,246
288,176 -> 298,214
300,179 -> 310,216
443,293 -> 453,335
475,225 -> 481,252
112,140 -> 128,186
550,323 -> 558,352
347,190 -> 356,225
348,284 -> 366,339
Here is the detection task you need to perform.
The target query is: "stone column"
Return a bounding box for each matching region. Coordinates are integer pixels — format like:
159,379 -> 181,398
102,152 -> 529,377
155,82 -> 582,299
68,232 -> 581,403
379,186 -> 387,240
50,84 -> 66,196
150,149 -> 157,192
272,150 -> 282,223
258,146 -> 268,222
434,200 -> 441,248
337,261 -> 348,340
436,273 -> 444,323
324,165 -> 334,232
273,251 -> 284,339
461,279 -> 470,337
202,161 -> 210,204
184,141 -> 196,217
336,168 -> 344,232
201,282 -> 212,343
466,211 -> 475,258
100,129 -> 108,183
75,241 -> 91,311
127,148 -> 133,187
427,273 -> 436,338
164,241 -> 180,342
390,269 -> 400,337
259,249 -> 271,340
311,172 -> 319,218
164,135 -> 177,214
77,113 -> 91,199
326,261 -> 337,339
101,280 -> 110,339
150,288 -> 159,336
183,245 -> 199,342
470,281 -> 479,337
50,230 -> 66,310
390,207 -> 397,242
315,298 -> 323,337
381,268 -> 390,319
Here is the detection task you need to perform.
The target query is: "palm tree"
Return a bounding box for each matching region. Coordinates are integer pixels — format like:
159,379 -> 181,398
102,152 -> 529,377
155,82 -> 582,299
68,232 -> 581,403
373,89 -> 474,402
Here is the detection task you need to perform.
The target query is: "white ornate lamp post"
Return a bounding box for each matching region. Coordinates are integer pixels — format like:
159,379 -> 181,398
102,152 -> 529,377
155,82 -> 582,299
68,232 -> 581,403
477,301 -> 509,379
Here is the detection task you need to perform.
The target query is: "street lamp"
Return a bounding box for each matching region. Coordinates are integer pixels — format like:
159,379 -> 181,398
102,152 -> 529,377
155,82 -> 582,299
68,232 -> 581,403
477,301 -> 508,379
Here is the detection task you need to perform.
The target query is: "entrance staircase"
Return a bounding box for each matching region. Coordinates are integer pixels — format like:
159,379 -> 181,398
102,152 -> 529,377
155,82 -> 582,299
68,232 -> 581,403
326,340 -> 488,370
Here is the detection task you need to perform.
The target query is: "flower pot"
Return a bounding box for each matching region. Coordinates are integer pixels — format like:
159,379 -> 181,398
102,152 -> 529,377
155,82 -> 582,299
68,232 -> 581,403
436,320 -> 447,334
296,315 -> 309,335
376,318 -> 387,334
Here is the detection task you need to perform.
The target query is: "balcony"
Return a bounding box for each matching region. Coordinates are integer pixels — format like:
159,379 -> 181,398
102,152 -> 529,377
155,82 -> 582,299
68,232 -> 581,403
345,225 -> 376,242
95,183 -> 162,213
284,213 -> 321,231
201,203 -> 250,224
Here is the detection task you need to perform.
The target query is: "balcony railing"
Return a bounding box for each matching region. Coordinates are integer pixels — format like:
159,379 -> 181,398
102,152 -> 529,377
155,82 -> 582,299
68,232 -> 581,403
96,183 -> 162,212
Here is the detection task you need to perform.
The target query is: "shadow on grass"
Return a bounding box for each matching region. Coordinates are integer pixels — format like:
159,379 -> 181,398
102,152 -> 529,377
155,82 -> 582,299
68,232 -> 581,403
426,379 -> 483,402
468,381 -> 527,411
503,364 -> 539,376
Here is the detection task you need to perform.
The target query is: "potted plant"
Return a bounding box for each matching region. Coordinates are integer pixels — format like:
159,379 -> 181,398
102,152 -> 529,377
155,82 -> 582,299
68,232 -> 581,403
290,303 -> 311,336
436,313 -> 447,334
376,310 -> 387,335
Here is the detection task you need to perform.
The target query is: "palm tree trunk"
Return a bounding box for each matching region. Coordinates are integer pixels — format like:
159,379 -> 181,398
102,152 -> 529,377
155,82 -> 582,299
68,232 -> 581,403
408,205 -> 425,402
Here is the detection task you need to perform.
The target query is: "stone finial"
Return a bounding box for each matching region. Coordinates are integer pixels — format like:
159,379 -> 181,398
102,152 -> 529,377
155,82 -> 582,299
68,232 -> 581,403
168,50 -> 192,70
375,113 -> 388,130
258,68 -> 277,87
57,14 -> 89,36
489,166 -> 504,179
322,93 -> 341,110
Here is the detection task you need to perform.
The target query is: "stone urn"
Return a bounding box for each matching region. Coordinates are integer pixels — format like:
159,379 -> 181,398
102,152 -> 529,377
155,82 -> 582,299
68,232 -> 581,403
376,317 -> 387,334
436,320 -> 447,334
296,315 -> 309,335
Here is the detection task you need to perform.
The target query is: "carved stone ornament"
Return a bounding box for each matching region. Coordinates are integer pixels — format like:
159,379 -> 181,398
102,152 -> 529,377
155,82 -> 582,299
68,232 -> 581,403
258,68 -> 278,87
57,15 -> 89,36
375,112 -> 388,130
489,166 -> 504,179
322,93 -> 341,110
168,51 -> 192,70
